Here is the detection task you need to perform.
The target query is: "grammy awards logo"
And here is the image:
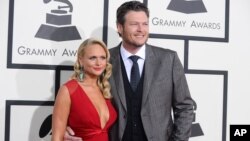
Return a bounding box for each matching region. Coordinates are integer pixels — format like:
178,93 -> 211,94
167,0 -> 207,14
191,100 -> 204,137
35,0 -> 81,41
39,114 -> 52,138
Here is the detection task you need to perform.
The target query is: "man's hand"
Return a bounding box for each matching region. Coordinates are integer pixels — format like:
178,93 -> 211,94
64,126 -> 83,141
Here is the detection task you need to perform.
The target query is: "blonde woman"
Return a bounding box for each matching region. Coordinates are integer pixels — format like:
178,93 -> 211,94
52,38 -> 117,141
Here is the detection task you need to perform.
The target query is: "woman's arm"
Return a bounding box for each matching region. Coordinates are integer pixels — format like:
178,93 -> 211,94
51,85 -> 71,141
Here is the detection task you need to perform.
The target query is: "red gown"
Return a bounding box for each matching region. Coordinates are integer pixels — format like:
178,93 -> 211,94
65,79 -> 117,141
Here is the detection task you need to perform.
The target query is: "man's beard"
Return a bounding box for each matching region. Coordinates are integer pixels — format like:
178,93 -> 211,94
123,36 -> 148,48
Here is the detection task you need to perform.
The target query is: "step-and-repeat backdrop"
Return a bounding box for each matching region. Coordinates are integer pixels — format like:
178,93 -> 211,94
4,0 -> 235,141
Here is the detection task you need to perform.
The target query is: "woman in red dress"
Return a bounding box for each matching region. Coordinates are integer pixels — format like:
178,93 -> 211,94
51,38 -> 117,141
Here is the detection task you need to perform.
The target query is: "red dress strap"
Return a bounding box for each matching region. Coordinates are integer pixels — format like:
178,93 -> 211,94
64,79 -> 79,95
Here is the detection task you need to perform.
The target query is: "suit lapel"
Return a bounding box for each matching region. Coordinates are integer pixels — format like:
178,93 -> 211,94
142,45 -> 158,107
110,46 -> 127,111
110,44 -> 159,111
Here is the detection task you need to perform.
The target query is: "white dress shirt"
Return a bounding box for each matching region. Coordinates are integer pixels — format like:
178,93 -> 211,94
120,44 -> 145,82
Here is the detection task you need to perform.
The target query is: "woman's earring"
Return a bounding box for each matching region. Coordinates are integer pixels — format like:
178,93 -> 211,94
101,71 -> 105,79
79,66 -> 84,82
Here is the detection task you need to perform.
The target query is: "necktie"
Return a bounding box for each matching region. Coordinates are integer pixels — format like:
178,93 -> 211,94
129,55 -> 140,92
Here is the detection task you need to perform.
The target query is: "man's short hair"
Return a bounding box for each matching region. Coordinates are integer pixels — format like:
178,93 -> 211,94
116,1 -> 149,25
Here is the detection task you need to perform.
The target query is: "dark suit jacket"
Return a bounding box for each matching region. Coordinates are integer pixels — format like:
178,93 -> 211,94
109,44 -> 194,141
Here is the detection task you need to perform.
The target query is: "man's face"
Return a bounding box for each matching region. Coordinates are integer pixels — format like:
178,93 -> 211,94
117,11 -> 149,48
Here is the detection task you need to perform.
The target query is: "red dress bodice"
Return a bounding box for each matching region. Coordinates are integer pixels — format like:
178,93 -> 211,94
65,80 -> 117,141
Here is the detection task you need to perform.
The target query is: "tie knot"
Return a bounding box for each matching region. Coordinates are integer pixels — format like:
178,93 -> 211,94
129,55 -> 140,63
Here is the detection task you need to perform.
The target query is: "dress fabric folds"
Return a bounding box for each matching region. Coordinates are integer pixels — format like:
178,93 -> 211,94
65,80 -> 117,141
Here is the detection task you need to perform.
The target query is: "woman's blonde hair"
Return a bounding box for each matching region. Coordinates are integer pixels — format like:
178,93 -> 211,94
71,38 -> 112,99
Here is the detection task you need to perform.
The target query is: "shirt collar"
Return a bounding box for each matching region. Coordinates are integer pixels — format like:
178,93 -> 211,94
120,44 -> 146,61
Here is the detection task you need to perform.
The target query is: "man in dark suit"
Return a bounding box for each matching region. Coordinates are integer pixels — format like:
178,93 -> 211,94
64,1 -> 194,141
108,1 -> 194,140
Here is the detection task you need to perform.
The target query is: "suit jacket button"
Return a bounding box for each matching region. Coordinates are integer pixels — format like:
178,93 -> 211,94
123,115 -> 126,119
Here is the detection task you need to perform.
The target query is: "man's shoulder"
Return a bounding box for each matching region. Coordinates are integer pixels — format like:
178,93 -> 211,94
109,46 -> 119,52
108,46 -> 120,57
147,44 -> 176,55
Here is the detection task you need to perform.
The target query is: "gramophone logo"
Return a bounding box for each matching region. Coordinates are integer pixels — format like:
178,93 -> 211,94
190,101 -> 204,137
35,0 -> 81,41
167,0 -> 207,14
39,114 -> 52,139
